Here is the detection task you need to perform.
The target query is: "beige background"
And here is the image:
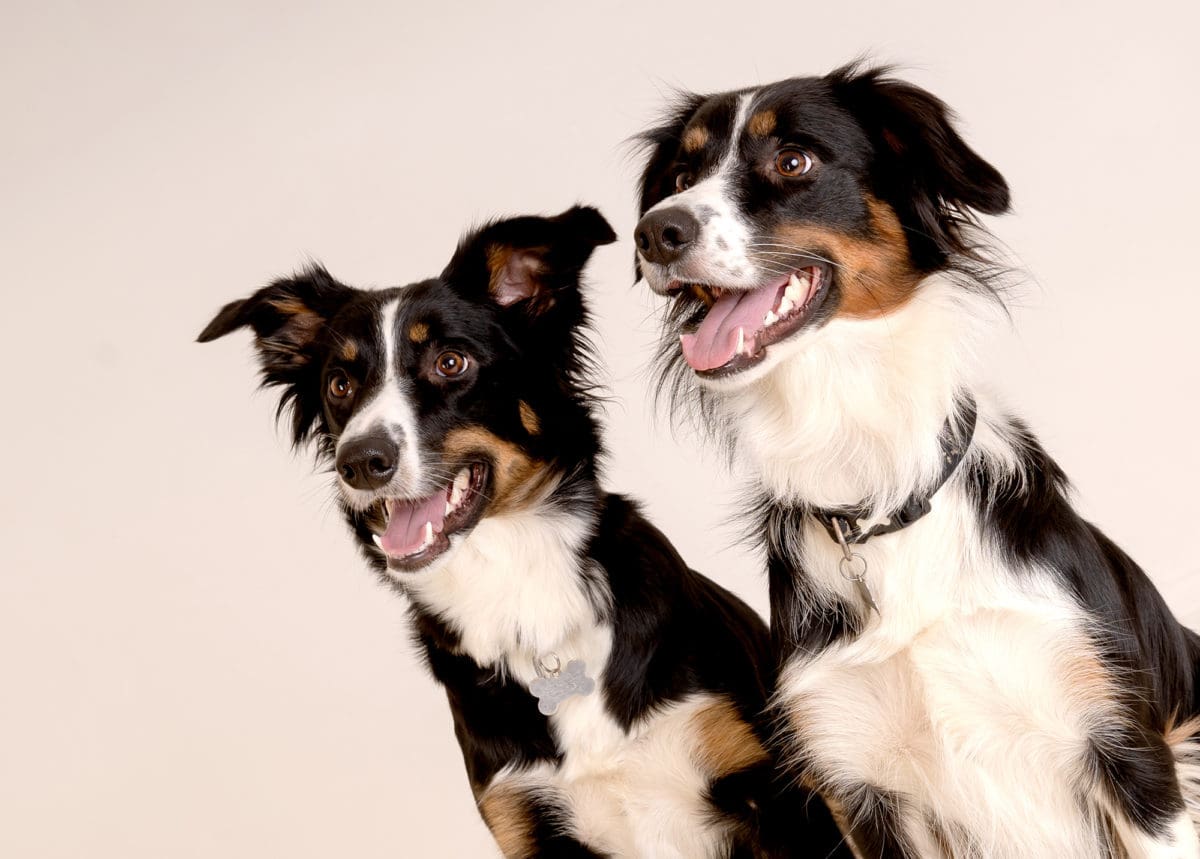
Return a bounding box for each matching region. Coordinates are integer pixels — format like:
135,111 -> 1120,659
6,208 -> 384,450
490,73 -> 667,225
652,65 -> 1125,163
3,1 -> 1198,856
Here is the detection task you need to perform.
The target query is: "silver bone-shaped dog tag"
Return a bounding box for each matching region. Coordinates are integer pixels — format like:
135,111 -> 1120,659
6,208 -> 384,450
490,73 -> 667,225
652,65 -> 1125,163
529,657 -> 595,716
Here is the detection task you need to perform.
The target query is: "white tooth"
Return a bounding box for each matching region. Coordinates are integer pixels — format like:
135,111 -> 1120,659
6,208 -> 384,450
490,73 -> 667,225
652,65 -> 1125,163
423,521 -> 434,546
444,500 -> 453,516
778,295 -> 795,316
453,468 -> 470,494
736,327 -> 746,354
371,533 -> 383,549
785,273 -> 802,300
764,310 -> 778,326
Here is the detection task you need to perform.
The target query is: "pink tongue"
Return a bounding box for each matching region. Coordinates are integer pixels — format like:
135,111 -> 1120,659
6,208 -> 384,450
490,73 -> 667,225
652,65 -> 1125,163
679,280 -> 786,372
381,491 -> 447,557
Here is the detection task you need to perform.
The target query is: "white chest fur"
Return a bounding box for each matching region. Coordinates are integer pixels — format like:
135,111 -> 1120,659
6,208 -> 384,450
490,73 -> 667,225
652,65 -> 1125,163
774,487 -> 1159,857
403,505 -> 733,857
403,503 -> 606,669
704,275 -> 1198,856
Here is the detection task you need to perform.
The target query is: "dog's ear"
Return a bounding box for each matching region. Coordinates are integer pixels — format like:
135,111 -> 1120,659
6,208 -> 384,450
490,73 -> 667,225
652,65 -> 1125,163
443,205 -> 616,323
197,264 -> 351,353
634,94 -> 704,279
829,65 -> 1010,268
197,264 -> 354,445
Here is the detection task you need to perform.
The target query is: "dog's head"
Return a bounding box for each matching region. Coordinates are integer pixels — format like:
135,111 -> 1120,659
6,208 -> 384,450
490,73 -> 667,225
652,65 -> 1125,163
199,205 -> 615,575
634,64 -> 1010,385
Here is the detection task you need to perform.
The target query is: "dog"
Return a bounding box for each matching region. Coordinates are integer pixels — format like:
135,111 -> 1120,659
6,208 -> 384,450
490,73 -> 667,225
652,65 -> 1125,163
633,64 -> 1200,857
198,206 -> 851,858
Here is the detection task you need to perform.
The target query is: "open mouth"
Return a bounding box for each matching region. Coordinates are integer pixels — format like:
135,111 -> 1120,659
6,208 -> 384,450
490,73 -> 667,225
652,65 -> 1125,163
674,264 -> 828,377
370,462 -> 489,572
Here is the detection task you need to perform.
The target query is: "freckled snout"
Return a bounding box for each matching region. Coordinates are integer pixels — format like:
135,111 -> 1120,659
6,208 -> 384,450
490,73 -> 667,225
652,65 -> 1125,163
635,207 -> 699,266
336,433 -> 398,491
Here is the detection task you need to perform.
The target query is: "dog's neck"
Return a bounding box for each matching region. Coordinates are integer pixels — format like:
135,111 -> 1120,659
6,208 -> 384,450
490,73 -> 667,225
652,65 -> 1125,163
719,276 -> 995,515
403,472 -> 611,677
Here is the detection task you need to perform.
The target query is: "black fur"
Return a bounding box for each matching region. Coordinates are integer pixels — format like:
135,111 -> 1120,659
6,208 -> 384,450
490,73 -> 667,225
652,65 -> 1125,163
966,426 -> 1199,836
200,206 -> 851,857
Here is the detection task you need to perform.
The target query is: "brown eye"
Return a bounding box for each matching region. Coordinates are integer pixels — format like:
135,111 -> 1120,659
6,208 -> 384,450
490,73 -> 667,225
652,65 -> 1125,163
435,350 -> 469,378
775,149 -> 813,177
328,371 -> 354,400
674,172 -> 694,193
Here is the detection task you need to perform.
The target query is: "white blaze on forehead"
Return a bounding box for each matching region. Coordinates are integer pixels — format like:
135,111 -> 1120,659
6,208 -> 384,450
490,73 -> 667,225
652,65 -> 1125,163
337,296 -> 422,501
640,93 -> 771,291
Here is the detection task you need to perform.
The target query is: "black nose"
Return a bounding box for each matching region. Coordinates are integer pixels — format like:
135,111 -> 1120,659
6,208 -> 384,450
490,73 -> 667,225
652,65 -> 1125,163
336,434 -> 398,491
635,208 -> 699,266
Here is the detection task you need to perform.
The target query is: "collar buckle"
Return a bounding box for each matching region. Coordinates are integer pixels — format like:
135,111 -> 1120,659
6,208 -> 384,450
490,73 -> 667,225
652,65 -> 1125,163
810,396 -> 977,548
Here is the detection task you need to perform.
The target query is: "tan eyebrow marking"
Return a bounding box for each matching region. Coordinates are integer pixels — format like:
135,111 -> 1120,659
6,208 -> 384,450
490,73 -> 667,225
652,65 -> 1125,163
682,126 -> 709,153
748,109 -> 776,138
408,322 -> 429,343
518,401 -> 540,435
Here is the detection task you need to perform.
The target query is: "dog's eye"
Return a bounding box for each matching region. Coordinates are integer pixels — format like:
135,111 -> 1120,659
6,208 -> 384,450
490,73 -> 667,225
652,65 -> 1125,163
327,372 -> 354,400
435,350 -> 469,378
775,149 -> 814,177
674,172 -> 694,193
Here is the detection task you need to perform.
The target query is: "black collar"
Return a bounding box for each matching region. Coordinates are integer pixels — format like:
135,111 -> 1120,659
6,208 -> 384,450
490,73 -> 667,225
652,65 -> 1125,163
811,396 -> 978,546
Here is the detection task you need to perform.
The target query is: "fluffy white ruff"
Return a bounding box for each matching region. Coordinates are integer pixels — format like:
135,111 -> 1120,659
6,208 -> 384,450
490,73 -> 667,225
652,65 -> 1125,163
402,497 -> 609,679
715,275 -> 1012,515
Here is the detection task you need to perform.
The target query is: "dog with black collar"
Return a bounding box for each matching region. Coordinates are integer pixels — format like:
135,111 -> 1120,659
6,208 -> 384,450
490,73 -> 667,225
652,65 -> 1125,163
634,64 -> 1200,857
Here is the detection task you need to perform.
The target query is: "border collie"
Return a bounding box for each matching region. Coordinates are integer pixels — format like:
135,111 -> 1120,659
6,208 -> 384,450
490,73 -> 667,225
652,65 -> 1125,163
633,65 -> 1200,857
198,206 -> 850,857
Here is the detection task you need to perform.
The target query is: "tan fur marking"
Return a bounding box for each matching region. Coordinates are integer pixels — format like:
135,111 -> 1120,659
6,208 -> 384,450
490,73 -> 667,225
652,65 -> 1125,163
339,340 -> 358,361
690,697 -> 769,778
682,125 -> 710,153
518,401 -> 540,435
266,297 -> 310,316
408,322 -> 429,343
748,110 -> 776,138
443,426 -> 552,515
260,297 -> 322,360
690,283 -> 716,307
1063,649 -> 1119,715
479,784 -> 535,859
773,197 -> 921,319
1165,714 -> 1200,747
486,245 -> 515,298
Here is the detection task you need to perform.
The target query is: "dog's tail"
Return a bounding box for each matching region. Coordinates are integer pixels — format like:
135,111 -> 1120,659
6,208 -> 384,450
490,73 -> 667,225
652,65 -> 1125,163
1168,713 -> 1200,833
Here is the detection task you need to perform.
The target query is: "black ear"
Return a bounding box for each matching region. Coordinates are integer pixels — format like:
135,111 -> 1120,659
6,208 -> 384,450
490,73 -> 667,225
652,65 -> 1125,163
829,64 -> 1010,268
197,264 -> 354,445
197,264 -> 351,349
443,205 -> 616,320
